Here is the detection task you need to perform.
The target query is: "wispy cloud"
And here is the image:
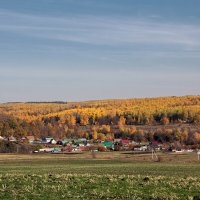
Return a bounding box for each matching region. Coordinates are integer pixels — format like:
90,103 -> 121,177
1,9 -> 200,50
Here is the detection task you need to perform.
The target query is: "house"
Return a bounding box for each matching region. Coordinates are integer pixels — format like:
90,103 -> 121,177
150,141 -> 162,151
79,138 -> 87,143
42,137 -> 54,143
73,138 -> 87,146
174,149 -> 185,153
72,148 -> 82,152
63,146 -> 73,152
8,136 -> 17,142
131,141 -> 139,145
134,145 -> 148,151
72,144 -> 78,148
62,138 -> 72,144
86,143 -> 92,147
25,136 -> 35,143
121,139 -> 130,146
79,146 -> 88,151
114,139 -> 121,143
34,139 -> 42,143
105,139 -> 114,142
186,149 -> 193,153
102,141 -> 114,150
49,139 -> 57,144
51,148 -> 62,153
39,148 -> 55,153
56,140 -> 63,145
0,136 -> 4,140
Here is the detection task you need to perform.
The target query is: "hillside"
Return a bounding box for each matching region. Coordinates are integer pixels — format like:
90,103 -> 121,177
0,95 -> 200,145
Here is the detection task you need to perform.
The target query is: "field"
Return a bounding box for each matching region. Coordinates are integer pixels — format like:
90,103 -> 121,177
0,152 -> 200,200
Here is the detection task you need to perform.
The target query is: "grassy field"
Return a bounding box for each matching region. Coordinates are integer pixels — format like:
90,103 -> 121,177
0,152 -> 200,199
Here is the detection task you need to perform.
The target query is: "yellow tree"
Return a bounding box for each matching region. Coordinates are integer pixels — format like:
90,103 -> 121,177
92,131 -> 98,140
98,133 -> 106,141
106,133 -> 114,140
80,115 -> 89,126
181,128 -> 188,143
118,116 -> 126,126
193,132 -> 200,143
161,117 -> 169,125
66,115 -> 76,127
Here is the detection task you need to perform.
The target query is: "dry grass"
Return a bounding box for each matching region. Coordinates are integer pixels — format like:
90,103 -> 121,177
0,152 -> 199,199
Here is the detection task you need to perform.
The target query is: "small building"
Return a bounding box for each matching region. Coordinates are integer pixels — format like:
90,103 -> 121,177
105,139 -> 114,142
79,146 -> 88,151
39,148 -> 54,152
102,141 -> 114,150
51,148 -> 62,153
49,139 -> 57,144
150,141 -> 162,151
56,140 -> 63,145
42,137 -> 54,143
25,136 -> 35,143
134,145 -> 148,151
0,136 -> 4,140
63,146 -> 73,152
62,138 -> 72,144
73,138 -> 87,145
121,139 -> 130,146
34,139 -> 42,143
8,136 -> 17,142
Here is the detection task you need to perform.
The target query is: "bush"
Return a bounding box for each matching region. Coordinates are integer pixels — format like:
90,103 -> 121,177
156,156 -> 164,162
97,146 -> 106,152
0,140 -> 17,153
0,140 -> 34,153
114,145 -> 121,151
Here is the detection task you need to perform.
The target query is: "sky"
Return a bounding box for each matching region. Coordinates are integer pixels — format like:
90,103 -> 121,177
0,0 -> 200,102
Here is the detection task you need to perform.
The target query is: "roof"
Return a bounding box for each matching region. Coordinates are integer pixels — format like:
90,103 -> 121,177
42,138 -> 53,142
105,139 -> 113,142
26,136 -> 35,139
102,141 -> 114,147
73,139 -> 81,143
121,139 -> 130,144
8,136 -> 16,141
63,138 -> 72,143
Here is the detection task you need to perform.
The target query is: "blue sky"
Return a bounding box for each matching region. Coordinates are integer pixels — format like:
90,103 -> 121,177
0,0 -> 200,102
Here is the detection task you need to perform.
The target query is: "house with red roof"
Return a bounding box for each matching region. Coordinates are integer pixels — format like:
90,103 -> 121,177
25,136 -> 35,143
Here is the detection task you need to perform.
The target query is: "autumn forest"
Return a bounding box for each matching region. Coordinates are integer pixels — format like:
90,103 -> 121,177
0,95 -> 200,146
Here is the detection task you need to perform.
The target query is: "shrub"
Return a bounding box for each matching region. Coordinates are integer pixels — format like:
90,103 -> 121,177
156,156 -> 164,162
0,140 -> 34,153
97,146 -> 106,152
0,140 -> 17,153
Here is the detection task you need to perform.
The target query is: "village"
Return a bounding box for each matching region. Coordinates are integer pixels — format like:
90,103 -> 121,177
0,135 -> 197,154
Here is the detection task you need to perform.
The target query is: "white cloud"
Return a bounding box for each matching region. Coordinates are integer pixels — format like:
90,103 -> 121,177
0,9 -> 200,50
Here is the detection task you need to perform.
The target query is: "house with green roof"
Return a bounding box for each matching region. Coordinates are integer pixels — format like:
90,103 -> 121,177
102,141 -> 114,150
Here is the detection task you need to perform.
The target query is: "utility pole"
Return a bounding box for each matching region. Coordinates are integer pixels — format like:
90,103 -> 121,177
151,148 -> 158,161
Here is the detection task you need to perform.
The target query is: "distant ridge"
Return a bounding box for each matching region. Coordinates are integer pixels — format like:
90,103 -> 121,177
5,101 -> 68,104
2,95 -> 200,105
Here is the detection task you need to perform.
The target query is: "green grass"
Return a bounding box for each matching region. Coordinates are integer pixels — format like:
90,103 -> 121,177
0,153 -> 200,199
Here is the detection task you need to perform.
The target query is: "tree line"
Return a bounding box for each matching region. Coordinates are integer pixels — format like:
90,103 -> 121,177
0,96 -> 200,145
